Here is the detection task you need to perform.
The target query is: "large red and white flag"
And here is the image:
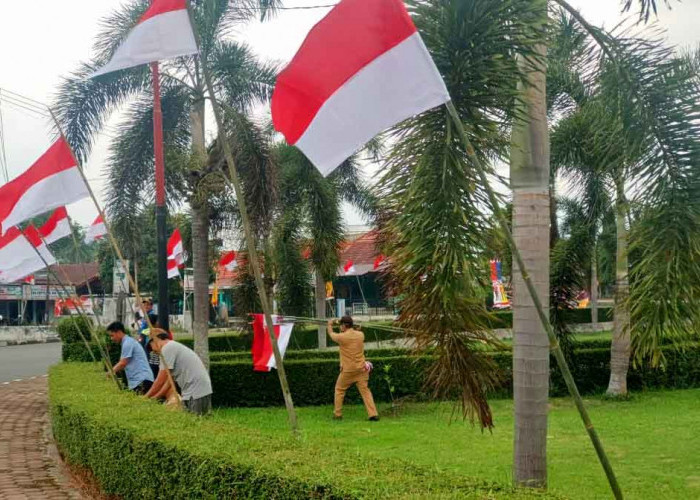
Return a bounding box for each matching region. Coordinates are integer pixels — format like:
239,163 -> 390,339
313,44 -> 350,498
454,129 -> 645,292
0,138 -> 89,236
219,251 -> 238,271
272,0 -> 449,175
91,0 -> 199,78
39,207 -> 71,245
84,215 -> 107,244
251,314 -> 294,372
0,226 -> 56,284
167,228 -> 184,265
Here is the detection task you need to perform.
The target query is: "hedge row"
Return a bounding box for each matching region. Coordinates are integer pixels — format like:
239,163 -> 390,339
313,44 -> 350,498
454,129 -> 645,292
209,343 -> 700,408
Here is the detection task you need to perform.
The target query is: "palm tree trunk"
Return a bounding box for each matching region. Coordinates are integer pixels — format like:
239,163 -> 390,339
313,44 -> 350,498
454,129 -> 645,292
591,246 -> 598,328
510,0 -> 550,487
315,271 -> 327,349
190,97 -> 210,369
606,181 -> 630,396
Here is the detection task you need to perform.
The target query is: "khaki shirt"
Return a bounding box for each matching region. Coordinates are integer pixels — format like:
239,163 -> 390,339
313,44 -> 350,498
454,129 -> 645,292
328,328 -> 366,372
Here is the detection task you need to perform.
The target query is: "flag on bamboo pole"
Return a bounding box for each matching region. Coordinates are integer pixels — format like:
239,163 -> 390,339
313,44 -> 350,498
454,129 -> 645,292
0,227 -> 38,272
373,254 -> 386,271
219,251 -> 238,271
271,0 -> 449,175
0,138 -> 89,236
251,314 -> 294,372
84,215 -> 107,244
39,206 -> 71,245
90,0 -> 198,78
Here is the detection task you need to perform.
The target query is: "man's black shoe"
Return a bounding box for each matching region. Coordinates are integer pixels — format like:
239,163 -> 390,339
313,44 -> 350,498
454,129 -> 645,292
369,416 -> 380,422
333,415 -> 343,420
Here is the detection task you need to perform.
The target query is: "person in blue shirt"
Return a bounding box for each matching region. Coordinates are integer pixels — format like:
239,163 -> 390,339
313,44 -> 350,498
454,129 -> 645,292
107,321 -> 154,394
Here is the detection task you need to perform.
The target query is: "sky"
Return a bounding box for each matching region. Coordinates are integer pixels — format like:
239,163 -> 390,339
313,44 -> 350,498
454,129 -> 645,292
0,0 -> 698,229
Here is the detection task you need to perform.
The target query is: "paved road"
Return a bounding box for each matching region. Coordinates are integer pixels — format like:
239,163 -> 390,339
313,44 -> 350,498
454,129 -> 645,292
0,343 -> 62,383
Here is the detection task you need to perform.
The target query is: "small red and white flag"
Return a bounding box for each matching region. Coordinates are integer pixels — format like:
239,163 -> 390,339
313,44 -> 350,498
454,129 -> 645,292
272,0 -> 449,175
167,228 -> 184,265
0,138 -> 89,236
39,207 -> 71,245
343,260 -> 356,275
219,251 -> 238,271
24,275 -> 35,285
167,258 -> 181,279
373,254 -> 386,271
91,0 -> 199,78
84,215 -> 107,244
251,314 -> 294,372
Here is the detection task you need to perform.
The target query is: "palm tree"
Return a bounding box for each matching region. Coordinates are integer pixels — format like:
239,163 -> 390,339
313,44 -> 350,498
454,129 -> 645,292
549,6 -> 700,396
273,144 -> 375,348
53,0 -> 279,368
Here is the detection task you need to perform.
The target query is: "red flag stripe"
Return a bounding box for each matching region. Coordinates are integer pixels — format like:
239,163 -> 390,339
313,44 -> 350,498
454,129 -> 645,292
22,225 -> 43,248
272,0 -> 416,145
139,0 -> 187,24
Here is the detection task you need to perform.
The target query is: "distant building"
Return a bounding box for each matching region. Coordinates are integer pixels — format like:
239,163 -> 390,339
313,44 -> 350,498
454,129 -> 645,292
0,263 -> 101,326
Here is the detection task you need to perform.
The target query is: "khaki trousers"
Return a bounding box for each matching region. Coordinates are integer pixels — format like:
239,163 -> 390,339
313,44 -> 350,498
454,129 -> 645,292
334,369 -> 378,418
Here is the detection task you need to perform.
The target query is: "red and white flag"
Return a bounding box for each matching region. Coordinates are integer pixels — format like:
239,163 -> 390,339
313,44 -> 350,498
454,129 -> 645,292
84,215 -> 107,244
167,228 -> 184,265
219,251 -> 238,271
23,224 -> 57,266
272,0 -> 449,175
0,227 -> 37,272
167,258 -> 181,279
39,207 -> 71,245
251,314 -> 294,372
0,226 -> 56,284
91,0 -> 198,78
343,260 -> 356,275
24,275 -> 35,285
0,138 -> 89,236
373,254 -> 386,271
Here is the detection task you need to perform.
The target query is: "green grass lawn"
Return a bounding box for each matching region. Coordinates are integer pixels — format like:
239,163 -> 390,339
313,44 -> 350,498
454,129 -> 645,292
215,388 -> 699,499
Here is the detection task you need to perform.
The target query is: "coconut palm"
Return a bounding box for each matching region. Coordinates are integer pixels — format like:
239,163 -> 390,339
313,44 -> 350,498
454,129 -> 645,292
52,0 -> 279,368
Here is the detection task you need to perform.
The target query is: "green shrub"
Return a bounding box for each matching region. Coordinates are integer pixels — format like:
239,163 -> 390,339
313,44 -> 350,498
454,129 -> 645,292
56,316 -> 95,343
208,343 -> 700,408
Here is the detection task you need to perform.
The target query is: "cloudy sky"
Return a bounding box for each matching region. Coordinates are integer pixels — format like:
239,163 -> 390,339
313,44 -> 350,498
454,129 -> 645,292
0,0 -> 697,228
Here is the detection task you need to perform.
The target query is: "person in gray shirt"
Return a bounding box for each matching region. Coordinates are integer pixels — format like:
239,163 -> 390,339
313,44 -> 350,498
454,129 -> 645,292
145,332 -> 213,415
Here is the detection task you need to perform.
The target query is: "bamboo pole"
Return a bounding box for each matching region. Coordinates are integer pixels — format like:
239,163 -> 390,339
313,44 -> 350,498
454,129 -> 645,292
444,100 -> 622,499
47,108 -> 181,407
184,2 -> 298,433
200,67 -> 299,433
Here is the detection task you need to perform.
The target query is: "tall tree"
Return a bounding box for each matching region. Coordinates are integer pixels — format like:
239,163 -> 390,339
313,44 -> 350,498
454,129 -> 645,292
53,0 -> 279,367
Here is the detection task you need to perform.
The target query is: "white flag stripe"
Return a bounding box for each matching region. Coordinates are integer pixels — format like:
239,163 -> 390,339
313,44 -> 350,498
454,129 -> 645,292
1,168 -> 88,236
0,235 -> 36,272
91,10 -> 198,78
43,218 -> 72,246
295,33 -> 449,175
267,322 -> 294,371
84,221 -> 107,244
0,247 -> 56,284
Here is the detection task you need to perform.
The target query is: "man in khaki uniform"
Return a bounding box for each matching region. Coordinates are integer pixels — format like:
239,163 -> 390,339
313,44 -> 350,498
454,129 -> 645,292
327,315 -> 379,421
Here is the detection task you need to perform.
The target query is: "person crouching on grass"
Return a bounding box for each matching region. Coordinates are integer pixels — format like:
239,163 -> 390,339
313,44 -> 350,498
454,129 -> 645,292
327,315 -> 379,421
106,321 -> 154,394
145,331 -> 213,416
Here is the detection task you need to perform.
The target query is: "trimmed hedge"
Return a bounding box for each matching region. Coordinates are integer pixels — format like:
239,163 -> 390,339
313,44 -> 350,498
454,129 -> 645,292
51,364 -> 553,499
209,343 -> 700,408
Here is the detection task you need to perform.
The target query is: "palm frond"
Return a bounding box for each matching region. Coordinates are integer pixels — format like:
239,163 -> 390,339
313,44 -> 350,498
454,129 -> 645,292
621,0 -> 672,23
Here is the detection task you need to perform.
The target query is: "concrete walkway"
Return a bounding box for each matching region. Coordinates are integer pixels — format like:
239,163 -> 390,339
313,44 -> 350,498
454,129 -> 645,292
0,377 -> 82,500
